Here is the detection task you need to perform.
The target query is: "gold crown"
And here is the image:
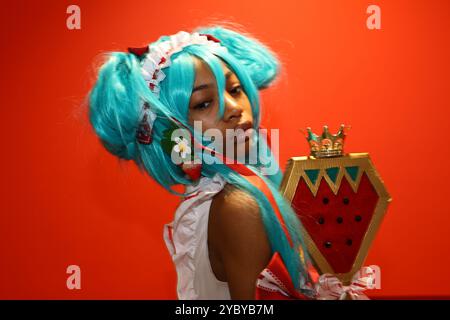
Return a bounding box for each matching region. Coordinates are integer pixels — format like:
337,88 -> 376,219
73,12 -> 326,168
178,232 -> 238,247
304,124 -> 350,158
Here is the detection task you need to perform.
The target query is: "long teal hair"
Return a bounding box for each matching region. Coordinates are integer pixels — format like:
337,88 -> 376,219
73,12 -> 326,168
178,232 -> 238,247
88,25 -> 315,295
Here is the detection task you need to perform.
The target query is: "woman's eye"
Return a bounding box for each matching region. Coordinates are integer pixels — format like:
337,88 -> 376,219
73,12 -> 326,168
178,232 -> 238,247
193,101 -> 212,110
230,85 -> 242,95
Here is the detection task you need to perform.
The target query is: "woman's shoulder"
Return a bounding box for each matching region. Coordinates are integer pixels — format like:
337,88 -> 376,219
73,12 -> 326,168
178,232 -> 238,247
209,182 -> 271,258
209,175 -> 267,227
208,182 -> 273,298
210,183 -> 259,219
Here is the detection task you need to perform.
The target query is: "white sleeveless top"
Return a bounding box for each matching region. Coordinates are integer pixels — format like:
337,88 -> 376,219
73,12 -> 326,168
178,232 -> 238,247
163,173 -> 231,300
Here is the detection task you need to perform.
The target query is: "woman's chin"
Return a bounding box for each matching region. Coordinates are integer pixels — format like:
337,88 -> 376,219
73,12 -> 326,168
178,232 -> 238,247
231,137 -> 253,163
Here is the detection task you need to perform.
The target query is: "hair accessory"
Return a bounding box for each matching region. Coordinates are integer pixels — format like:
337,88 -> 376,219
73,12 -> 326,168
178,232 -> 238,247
136,102 -> 156,144
127,46 -> 149,57
128,31 -> 226,146
140,31 -> 226,98
160,122 -> 202,181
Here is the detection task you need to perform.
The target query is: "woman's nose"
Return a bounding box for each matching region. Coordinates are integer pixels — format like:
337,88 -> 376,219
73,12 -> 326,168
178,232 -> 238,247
223,92 -> 243,122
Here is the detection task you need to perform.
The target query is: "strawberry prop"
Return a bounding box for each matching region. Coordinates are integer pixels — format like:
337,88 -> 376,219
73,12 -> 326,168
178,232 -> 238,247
279,125 -> 391,297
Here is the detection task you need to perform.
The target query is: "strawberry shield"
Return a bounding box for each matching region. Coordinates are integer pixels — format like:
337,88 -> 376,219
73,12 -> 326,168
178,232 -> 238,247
280,153 -> 392,285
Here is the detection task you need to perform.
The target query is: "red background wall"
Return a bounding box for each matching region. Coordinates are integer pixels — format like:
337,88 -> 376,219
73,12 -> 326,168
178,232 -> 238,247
1,0 -> 449,299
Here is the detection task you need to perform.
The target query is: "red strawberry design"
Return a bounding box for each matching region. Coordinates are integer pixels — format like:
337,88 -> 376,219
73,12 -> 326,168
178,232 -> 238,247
281,153 -> 391,284
181,162 -> 202,181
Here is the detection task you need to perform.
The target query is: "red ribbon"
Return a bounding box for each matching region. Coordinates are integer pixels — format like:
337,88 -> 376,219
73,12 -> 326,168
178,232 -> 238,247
255,251 -> 319,300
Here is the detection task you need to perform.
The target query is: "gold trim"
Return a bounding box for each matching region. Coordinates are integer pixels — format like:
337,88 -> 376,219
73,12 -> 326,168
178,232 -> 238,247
280,153 -> 392,285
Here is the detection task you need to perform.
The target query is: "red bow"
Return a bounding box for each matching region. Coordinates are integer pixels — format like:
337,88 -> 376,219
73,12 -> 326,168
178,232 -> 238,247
255,252 -> 319,300
127,46 -> 149,57
199,33 -> 221,43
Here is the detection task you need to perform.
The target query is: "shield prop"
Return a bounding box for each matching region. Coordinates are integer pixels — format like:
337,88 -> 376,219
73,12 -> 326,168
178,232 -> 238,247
280,125 -> 392,286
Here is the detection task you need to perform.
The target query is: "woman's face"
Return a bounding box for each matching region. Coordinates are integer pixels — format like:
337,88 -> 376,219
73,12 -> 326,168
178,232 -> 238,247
188,57 -> 254,161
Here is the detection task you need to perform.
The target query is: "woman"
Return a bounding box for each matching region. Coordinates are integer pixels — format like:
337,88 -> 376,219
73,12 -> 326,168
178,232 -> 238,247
88,25 -> 317,299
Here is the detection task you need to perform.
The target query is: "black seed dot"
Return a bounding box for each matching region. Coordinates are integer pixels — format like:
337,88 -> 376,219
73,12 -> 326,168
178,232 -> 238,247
336,216 -> 343,224
355,215 -> 362,222
322,197 -> 329,205
324,241 -> 332,248
346,239 -> 353,246
318,217 -> 325,225
343,197 -> 350,205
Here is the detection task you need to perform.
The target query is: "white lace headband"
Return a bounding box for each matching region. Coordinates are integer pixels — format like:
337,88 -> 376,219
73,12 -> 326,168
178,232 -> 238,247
127,31 -> 228,144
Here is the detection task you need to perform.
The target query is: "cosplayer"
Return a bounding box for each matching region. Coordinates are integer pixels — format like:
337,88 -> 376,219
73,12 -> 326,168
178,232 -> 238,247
87,25 -> 316,300
87,25 -> 388,300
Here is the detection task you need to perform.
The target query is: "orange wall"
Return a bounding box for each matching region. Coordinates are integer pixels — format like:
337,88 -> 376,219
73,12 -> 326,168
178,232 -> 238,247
1,0 -> 449,299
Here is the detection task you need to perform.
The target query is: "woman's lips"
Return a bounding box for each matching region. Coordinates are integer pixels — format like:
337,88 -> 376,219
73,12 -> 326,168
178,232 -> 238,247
235,121 -> 253,132
233,121 -> 254,144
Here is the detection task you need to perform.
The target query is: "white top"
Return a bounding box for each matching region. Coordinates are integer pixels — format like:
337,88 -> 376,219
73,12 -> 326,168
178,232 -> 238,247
163,173 -> 231,300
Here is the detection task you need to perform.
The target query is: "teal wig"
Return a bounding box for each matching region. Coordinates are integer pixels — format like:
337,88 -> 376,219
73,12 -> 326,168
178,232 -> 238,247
88,25 -> 315,295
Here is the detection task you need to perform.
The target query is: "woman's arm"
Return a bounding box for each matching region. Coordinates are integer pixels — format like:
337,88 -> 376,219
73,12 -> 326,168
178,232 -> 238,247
209,186 -> 272,300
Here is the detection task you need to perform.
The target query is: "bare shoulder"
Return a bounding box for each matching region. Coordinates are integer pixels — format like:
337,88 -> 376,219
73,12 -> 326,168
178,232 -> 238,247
210,184 -> 269,250
210,184 -> 261,234
209,183 -> 272,299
